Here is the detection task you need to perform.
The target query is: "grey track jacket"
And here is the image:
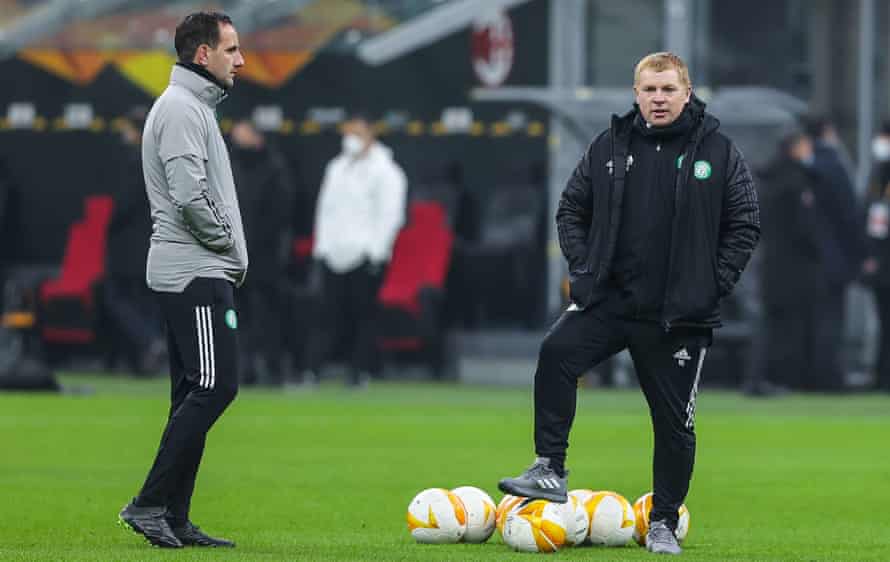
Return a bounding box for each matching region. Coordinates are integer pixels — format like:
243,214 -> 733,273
143,64 -> 248,292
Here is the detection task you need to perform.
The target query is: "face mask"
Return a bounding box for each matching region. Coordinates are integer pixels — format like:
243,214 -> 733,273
799,154 -> 815,167
342,134 -> 365,156
873,138 -> 890,162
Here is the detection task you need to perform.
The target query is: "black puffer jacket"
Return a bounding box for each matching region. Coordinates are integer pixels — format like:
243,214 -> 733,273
556,96 -> 760,328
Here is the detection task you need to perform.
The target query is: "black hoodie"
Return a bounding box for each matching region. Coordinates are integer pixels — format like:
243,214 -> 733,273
556,95 -> 760,329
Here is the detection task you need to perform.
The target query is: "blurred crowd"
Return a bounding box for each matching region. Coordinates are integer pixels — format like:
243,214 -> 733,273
5,108 -> 890,395
746,116 -> 890,395
0,108 -> 470,388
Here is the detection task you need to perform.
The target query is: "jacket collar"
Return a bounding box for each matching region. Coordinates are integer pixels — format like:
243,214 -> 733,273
612,93 -> 719,140
170,63 -> 228,108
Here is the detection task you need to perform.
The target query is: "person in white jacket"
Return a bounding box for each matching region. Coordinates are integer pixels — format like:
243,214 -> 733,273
304,112 -> 407,387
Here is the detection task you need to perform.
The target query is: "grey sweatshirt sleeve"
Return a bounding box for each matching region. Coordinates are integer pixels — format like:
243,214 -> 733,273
165,155 -> 233,252
157,104 -> 233,253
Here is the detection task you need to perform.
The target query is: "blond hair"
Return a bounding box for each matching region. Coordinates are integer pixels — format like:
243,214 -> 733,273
634,52 -> 691,88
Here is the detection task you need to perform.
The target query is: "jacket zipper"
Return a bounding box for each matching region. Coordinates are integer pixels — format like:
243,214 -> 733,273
645,140 -> 662,320
661,134 -> 699,332
594,120 -> 619,284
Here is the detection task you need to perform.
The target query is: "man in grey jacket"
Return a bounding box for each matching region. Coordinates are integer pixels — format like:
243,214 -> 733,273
118,12 -> 246,549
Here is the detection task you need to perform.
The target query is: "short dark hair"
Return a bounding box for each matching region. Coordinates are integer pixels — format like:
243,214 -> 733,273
124,105 -> 148,132
174,12 -> 233,63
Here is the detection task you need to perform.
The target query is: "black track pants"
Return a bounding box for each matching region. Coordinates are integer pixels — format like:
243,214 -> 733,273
533,296 -> 710,529
136,278 -> 239,525
304,261 -> 383,377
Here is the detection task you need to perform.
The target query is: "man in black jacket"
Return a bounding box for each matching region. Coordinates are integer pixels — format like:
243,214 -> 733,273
803,116 -> 866,390
102,107 -> 165,374
498,52 -> 760,555
757,131 -> 835,391
229,119 -> 294,385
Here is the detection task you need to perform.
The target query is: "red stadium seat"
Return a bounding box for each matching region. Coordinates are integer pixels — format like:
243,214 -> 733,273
377,201 -> 454,375
39,195 -> 113,344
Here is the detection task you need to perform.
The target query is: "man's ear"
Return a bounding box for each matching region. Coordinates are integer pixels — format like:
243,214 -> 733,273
195,44 -> 209,65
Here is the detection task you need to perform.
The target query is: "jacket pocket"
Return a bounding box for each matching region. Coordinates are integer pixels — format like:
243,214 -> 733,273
670,221 -> 720,320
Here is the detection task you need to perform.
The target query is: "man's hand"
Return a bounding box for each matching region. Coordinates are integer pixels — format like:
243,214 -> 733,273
569,273 -> 595,310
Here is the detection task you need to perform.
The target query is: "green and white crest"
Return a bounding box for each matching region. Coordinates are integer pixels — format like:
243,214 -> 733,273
693,160 -> 712,180
225,309 -> 238,329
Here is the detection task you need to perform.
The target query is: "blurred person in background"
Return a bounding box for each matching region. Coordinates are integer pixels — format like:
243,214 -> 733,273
862,122 -> 890,392
498,52 -> 760,556
0,156 -> 7,237
804,116 -> 867,386
758,130 -> 842,391
229,119 -> 294,386
0,156 -> 9,281
119,11 -> 245,549
102,106 -> 165,375
302,111 -> 406,388
805,116 -> 856,174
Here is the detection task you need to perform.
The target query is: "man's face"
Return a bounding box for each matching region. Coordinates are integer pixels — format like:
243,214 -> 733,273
343,119 -> 373,146
119,120 -> 140,146
198,23 -> 244,88
790,135 -> 814,163
634,68 -> 691,126
231,121 -> 263,149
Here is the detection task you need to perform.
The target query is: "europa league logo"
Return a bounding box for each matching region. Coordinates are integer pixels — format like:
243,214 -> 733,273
471,10 -> 514,87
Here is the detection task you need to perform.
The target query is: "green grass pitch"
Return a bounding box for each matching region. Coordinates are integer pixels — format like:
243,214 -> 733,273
1,373 -> 888,561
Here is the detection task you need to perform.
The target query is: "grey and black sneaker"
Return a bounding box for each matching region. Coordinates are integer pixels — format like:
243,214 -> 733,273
171,521 -> 235,547
497,458 -> 568,503
646,519 -> 682,555
118,502 -> 183,548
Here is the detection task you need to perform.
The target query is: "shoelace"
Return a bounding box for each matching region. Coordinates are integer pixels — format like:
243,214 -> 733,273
524,462 -> 552,477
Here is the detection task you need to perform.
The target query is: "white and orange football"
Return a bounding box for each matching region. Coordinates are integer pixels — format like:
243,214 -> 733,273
495,494 -> 526,535
564,493 -> 591,546
502,499 -> 569,553
632,492 -> 690,546
451,486 -> 496,543
406,488 -> 467,544
584,490 -> 635,546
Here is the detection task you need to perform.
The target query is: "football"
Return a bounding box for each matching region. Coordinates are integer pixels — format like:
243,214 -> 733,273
632,492 -> 690,546
564,493 -> 591,546
584,491 -> 635,546
502,499 -> 569,553
451,486 -> 496,543
406,488 -> 468,544
495,494 -> 526,535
